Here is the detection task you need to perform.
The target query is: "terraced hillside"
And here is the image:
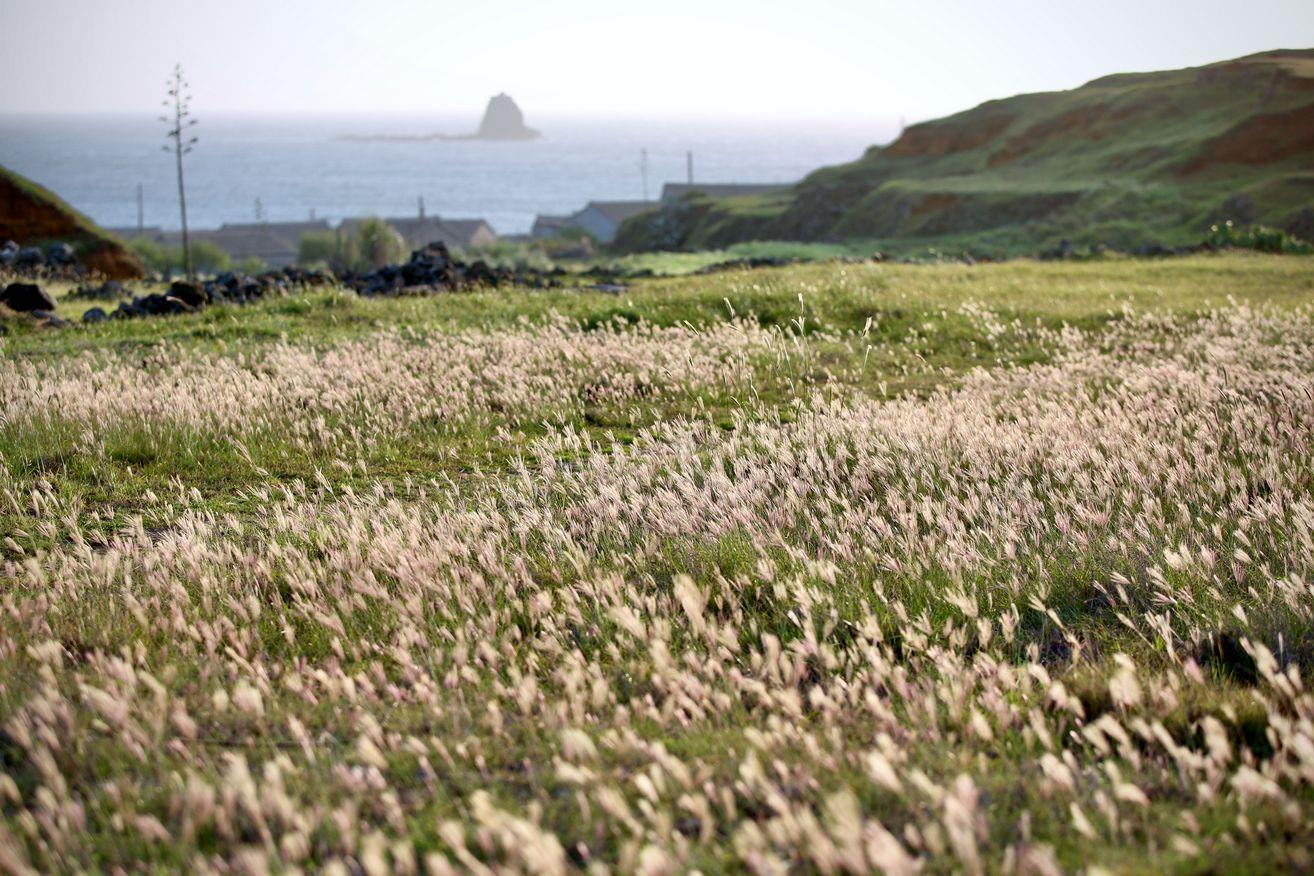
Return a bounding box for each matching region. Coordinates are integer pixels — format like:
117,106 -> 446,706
616,50 -> 1314,256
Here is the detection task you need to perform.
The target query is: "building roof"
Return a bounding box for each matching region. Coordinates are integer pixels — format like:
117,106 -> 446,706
160,226 -> 304,264
575,201 -> 658,224
660,182 -> 793,203
218,220 -> 330,238
531,215 -> 572,238
438,219 -> 496,243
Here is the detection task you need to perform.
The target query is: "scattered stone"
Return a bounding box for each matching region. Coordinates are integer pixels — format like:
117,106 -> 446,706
1285,206 -> 1314,243
693,256 -> 796,275
15,247 -> 44,270
0,239 -> 99,281
45,242 -> 75,265
67,280 -> 128,301
342,241 -> 558,295
112,299 -> 147,319
169,281 -> 207,309
82,307 -> 109,323
1,282 -> 57,313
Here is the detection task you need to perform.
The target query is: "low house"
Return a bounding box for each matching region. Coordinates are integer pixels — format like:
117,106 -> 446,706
221,221 -> 331,267
339,216 -> 498,251
437,219 -> 498,249
659,182 -> 793,205
567,201 -> 657,244
531,214 -> 572,239
157,220 -> 331,268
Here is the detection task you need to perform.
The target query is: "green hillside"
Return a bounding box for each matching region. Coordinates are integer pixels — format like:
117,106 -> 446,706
616,49 -> 1314,255
0,164 -> 144,278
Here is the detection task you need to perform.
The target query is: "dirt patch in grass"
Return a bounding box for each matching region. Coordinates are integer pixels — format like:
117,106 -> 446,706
1179,103 -> 1314,175
883,111 -> 1015,159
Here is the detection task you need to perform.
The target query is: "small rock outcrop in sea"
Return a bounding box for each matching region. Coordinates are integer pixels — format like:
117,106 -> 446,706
471,93 -> 540,140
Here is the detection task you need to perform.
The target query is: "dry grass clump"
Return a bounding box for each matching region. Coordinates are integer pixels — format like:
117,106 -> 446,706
0,316 -> 786,453
1,300 -> 1313,872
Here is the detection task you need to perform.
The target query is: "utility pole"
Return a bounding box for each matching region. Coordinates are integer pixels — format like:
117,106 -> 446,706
161,63 -> 198,281
418,195 -> 425,219
255,197 -> 264,223
686,151 -> 694,184
640,148 -> 649,201
136,183 -> 144,235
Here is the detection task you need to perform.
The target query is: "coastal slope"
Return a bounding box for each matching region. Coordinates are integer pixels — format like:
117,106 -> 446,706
0,164 -> 144,278
615,49 -> 1314,254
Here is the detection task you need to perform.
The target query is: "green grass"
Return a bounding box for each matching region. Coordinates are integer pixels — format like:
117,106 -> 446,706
2,253 -> 1314,872
3,253 -> 1306,541
9,252 -> 1310,357
613,50 -> 1314,256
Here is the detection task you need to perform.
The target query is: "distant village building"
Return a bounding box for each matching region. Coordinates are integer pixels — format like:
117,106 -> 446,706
206,221 -> 332,267
567,201 -> 657,244
659,182 -> 793,205
119,220 -> 331,268
113,214 -> 498,268
531,214 -> 573,239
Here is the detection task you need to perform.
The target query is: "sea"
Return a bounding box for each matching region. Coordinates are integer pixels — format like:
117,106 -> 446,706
0,113 -> 893,236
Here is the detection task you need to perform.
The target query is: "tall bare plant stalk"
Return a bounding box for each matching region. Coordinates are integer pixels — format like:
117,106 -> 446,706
161,64 -> 198,282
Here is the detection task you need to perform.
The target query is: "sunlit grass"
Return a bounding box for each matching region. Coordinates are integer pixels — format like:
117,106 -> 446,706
2,253 -> 1313,872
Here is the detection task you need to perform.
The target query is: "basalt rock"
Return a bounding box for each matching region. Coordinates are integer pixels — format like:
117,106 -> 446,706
1,281 -> 57,313
106,266 -> 335,320
342,242 -> 558,295
169,281 -> 207,309
67,280 -> 127,301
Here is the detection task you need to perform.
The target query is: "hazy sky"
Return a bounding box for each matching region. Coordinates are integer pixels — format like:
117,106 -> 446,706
2,0 -> 1312,122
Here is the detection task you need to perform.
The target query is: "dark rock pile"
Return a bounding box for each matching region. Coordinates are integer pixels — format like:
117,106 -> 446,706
693,256 -> 798,275
66,280 -> 128,301
0,281 -> 65,329
0,240 -> 84,279
102,267 -> 333,320
341,242 -> 560,295
2,281 -> 57,313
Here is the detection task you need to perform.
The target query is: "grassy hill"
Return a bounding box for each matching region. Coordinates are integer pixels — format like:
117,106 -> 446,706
0,164 -> 144,278
615,49 -> 1314,256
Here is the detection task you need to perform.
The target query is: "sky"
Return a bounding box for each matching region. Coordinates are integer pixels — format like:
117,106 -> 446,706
1,0 -> 1312,123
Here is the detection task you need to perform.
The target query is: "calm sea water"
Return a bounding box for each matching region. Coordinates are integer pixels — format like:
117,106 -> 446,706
0,113 -> 890,235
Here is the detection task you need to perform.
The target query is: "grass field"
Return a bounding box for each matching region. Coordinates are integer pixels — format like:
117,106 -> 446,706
2,253 -> 1314,873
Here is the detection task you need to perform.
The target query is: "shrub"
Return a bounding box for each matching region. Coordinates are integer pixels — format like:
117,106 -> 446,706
126,236 -> 169,272
354,217 -> 407,269
1206,221 -> 1313,254
298,230 -> 343,268
125,237 -> 230,274
189,240 -> 231,273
